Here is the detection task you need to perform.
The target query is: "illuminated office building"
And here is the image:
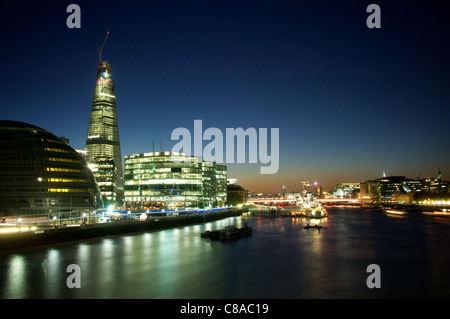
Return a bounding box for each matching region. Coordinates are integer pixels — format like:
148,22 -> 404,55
124,152 -> 227,210
0,121 -> 101,222
332,183 -> 360,199
360,176 -> 421,202
85,60 -> 123,194
87,157 -> 117,205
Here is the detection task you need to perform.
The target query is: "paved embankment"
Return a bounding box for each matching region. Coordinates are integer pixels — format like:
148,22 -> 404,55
0,208 -> 246,253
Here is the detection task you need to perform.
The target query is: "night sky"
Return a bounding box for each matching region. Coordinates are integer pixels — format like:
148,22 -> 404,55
1,1 -> 449,193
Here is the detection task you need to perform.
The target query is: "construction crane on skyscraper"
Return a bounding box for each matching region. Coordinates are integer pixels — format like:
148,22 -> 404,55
97,31 -> 110,65
416,159 -> 427,179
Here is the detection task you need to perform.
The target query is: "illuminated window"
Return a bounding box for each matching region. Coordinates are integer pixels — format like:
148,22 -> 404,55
49,157 -> 82,164
46,167 -> 84,173
44,148 -> 71,153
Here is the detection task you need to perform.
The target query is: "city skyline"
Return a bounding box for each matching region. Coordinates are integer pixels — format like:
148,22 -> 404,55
2,1 -> 449,193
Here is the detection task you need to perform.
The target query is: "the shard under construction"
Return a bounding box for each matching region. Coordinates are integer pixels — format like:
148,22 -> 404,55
85,32 -> 123,203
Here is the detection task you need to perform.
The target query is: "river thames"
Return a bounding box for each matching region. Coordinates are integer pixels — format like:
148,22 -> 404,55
1,207 -> 450,299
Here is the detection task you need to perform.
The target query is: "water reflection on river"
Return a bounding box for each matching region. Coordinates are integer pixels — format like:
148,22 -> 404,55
1,207 -> 450,298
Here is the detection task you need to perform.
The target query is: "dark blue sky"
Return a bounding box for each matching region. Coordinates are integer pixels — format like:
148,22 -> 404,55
1,1 -> 449,193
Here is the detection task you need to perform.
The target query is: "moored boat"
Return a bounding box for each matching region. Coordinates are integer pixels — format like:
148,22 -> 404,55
201,224 -> 252,240
304,218 -> 323,230
384,209 -> 407,215
304,223 -> 322,230
200,229 -> 222,240
422,209 -> 450,217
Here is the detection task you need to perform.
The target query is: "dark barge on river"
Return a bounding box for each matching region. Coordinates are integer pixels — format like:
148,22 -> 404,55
201,225 -> 252,241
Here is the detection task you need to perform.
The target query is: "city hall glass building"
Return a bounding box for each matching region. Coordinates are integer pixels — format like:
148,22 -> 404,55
86,61 -> 123,192
0,121 -> 101,222
124,152 -> 227,210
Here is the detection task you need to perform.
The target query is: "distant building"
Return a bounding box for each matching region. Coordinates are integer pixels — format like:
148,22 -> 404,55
421,169 -> 447,193
281,186 -> 286,199
332,183 -> 360,199
227,184 -> 246,206
124,152 -> 227,210
414,169 -> 450,203
0,121 -> 102,223
360,176 -> 421,202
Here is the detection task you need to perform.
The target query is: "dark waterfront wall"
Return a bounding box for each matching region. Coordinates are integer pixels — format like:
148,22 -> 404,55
0,208 -> 246,253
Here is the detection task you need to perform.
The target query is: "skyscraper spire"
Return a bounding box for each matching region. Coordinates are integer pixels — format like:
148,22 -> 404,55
86,32 -> 123,205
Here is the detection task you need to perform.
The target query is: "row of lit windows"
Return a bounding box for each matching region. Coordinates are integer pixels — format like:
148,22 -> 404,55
125,190 -> 203,196
0,198 -> 91,204
43,138 -> 66,145
125,157 -> 201,164
125,163 -> 202,169
86,145 -> 118,155
89,113 -> 117,123
124,168 -> 202,175
125,183 -> 202,189
46,178 -> 90,183
89,119 -> 116,129
131,174 -> 202,180
48,188 -> 91,193
125,179 -> 203,185
86,128 -> 117,137
125,196 -> 203,202
97,181 -> 115,186
88,122 -> 117,131
44,148 -> 71,153
96,165 -> 115,170
94,176 -> 115,182
49,157 -> 82,164
46,167 -> 84,173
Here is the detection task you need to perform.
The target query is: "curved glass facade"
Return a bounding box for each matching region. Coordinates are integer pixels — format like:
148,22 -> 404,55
0,121 -> 102,221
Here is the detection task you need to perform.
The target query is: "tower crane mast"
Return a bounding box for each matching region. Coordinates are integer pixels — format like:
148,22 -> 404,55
97,31 -> 110,65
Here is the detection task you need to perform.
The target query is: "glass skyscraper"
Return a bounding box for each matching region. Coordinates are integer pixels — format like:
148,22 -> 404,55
86,61 -> 124,194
